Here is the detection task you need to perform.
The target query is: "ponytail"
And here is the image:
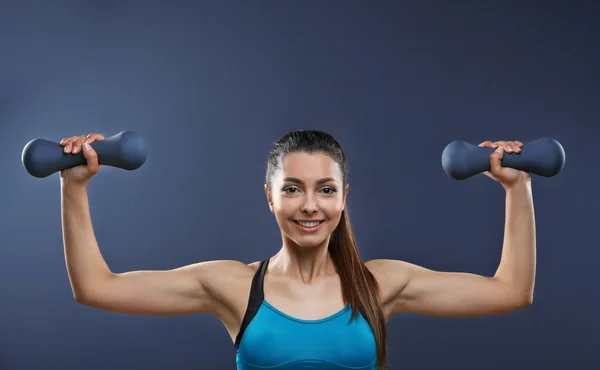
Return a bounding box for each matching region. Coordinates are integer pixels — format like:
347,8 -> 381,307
329,209 -> 387,369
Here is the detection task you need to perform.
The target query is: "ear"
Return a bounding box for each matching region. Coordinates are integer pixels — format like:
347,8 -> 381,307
264,184 -> 274,214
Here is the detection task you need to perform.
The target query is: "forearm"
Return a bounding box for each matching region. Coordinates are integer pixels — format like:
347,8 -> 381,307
61,181 -> 112,300
494,179 -> 536,303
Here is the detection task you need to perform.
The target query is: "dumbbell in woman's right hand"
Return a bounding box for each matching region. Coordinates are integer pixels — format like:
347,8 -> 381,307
59,133 -> 105,186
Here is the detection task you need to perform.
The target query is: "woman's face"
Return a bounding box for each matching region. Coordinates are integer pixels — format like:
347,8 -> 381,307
265,151 -> 348,248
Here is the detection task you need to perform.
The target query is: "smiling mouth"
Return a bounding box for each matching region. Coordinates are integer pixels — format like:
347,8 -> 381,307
293,220 -> 325,228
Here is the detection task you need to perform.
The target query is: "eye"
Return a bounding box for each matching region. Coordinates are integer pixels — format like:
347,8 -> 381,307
282,186 -> 336,195
321,187 -> 337,194
282,186 -> 299,194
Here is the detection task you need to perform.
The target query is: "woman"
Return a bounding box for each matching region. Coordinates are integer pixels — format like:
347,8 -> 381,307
59,130 -> 535,370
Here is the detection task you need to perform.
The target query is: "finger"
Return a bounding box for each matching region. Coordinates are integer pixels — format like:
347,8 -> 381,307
71,133 -> 105,154
492,141 -> 507,150
63,136 -> 81,153
509,141 -> 522,153
85,133 -> 105,143
82,142 -> 100,173
71,136 -> 89,154
499,141 -> 516,153
478,140 -> 494,148
506,141 -> 521,153
490,146 -> 504,175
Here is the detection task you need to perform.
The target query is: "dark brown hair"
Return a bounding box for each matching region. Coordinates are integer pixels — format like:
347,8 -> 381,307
266,130 -> 387,369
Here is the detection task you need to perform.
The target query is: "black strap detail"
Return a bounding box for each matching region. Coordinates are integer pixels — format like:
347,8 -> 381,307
234,259 -> 269,349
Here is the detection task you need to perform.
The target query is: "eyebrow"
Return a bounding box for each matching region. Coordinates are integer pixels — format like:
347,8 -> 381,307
283,177 -> 338,185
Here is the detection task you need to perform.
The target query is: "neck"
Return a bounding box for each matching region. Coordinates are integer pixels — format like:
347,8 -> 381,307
272,236 -> 336,283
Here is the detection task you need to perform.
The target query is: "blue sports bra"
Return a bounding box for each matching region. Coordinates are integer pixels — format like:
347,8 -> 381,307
234,259 -> 377,369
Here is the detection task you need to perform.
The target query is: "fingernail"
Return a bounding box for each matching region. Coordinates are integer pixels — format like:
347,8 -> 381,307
83,143 -> 91,150
64,145 -> 70,153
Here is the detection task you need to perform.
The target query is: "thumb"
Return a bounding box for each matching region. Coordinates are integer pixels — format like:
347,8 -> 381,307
489,146 -> 504,175
82,143 -> 100,174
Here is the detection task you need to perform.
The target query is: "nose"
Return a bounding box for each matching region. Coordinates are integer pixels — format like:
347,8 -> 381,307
301,194 -> 318,213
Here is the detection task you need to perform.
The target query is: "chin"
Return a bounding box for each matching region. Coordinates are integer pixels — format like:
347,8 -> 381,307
295,240 -> 325,248
283,233 -> 325,249
292,234 -> 331,249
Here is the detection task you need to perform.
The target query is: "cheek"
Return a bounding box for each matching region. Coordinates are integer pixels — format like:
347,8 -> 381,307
328,207 -> 344,225
325,196 -> 345,214
272,197 -> 296,218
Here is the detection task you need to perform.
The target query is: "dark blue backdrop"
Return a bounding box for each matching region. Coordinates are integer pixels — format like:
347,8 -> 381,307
1,1 -> 598,369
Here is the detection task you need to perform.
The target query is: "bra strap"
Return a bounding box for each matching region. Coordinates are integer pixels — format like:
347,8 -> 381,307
234,258 -> 269,349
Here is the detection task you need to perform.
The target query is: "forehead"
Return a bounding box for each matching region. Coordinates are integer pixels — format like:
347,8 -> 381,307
278,152 -> 342,182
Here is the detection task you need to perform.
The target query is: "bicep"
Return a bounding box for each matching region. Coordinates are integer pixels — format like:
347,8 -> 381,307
77,260 -> 245,316
370,260 -> 528,319
396,266 -> 521,317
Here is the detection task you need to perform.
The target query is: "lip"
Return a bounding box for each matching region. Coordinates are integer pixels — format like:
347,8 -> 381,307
293,220 -> 325,233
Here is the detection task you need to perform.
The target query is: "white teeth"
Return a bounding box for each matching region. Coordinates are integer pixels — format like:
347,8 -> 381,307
298,221 -> 320,228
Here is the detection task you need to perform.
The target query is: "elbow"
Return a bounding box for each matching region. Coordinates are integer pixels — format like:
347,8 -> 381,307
74,289 -> 107,308
512,294 -> 533,310
70,281 -> 93,304
71,273 -> 114,306
498,279 -> 534,311
522,295 -> 534,308
73,290 -> 93,305
72,280 -> 111,306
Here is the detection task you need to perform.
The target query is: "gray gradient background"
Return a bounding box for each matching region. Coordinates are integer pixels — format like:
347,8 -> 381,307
1,1 -> 598,369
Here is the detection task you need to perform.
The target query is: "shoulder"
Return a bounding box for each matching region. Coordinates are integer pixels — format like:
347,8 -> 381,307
185,260 -> 261,292
247,260 -> 263,272
365,259 -> 414,303
185,260 -> 264,334
365,258 -> 412,277
191,260 -> 263,311
187,259 -> 256,275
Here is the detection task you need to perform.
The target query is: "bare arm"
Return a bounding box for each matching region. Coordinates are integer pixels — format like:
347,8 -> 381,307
370,142 -> 536,319
56,133 -> 253,325
62,182 -> 244,316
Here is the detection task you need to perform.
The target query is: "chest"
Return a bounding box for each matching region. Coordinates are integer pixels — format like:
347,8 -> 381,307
237,302 -> 377,370
262,274 -> 346,321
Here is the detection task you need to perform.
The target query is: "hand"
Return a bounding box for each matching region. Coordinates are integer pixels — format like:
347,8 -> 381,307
478,140 -> 531,189
59,133 -> 105,186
